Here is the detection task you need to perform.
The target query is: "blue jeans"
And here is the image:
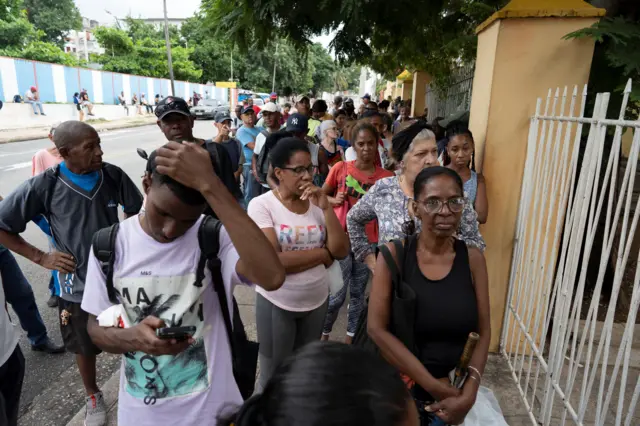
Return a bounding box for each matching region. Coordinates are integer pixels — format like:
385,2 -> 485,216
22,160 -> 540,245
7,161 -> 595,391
26,100 -> 44,115
242,164 -> 256,206
0,246 -> 49,346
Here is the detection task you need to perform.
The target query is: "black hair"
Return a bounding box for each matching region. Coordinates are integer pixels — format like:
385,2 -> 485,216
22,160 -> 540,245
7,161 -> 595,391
284,102 -> 291,108
334,109 -> 347,118
402,166 -> 464,235
147,148 -> 206,206
73,92 -> 79,97
53,120 -> 97,151
378,99 -> 390,110
367,101 -> 379,109
334,95 -> 343,105
442,123 -> 475,171
268,137 -> 311,184
351,121 -> 379,145
391,120 -> 433,162
219,341 -> 411,426
361,110 -> 381,120
311,99 -> 328,113
381,112 -> 393,133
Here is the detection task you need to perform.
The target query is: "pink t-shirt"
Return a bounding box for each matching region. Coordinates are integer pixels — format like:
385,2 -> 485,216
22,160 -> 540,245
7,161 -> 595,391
81,215 -> 246,426
248,191 -> 329,312
32,148 -> 62,176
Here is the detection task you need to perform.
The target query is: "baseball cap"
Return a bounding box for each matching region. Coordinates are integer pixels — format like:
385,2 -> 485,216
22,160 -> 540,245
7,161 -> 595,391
286,113 -> 309,133
262,103 -> 281,113
154,96 -> 191,120
241,105 -> 255,115
215,111 -> 232,123
270,92 -> 277,99
30,86 -> 37,92
362,94 -> 371,100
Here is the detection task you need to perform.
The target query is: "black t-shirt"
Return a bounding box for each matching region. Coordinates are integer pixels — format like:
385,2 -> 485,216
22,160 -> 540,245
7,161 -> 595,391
200,140 -> 243,216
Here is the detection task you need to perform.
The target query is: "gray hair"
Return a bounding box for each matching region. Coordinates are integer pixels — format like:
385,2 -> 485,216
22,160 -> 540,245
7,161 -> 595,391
402,128 -> 436,161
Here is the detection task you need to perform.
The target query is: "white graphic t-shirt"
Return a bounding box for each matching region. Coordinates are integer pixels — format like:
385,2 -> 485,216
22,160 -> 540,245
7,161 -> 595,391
248,191 -> 329,312
81,215 -> 247,426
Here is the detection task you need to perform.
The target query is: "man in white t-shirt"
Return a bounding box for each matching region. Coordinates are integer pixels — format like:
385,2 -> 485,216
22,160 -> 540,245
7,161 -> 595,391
25,86 -> 45,115
81,142 -> 285,426
0,272 -> 25,426
252,102 -> 282,193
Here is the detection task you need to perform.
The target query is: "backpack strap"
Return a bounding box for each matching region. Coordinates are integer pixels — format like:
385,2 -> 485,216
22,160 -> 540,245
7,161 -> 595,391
196,216 -> 237,355
379,238 -> 406,295
91,223 -> 120,304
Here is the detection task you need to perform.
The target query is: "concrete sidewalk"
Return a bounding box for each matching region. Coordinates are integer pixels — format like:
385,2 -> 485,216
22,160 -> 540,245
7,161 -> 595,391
64,286 -> 530,426
0,116 -> 157,144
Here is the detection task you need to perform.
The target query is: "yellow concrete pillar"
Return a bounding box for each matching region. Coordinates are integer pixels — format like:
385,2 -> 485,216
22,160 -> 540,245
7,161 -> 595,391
468,0 -> 604,352
411,71 -> 432,117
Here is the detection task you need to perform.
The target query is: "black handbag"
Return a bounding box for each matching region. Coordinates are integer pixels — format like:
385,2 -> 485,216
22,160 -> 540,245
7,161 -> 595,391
353,238 -> 417,354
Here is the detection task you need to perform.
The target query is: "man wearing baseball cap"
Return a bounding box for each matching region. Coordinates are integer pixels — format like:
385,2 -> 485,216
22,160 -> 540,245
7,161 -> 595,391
212,112 -> 244,183
361,93 -> 371,106
285,113 -> 328,185
154,96 -> 242,210
252,103 -> 282,194
236,105 -> 262,205
25,86 -> 45,115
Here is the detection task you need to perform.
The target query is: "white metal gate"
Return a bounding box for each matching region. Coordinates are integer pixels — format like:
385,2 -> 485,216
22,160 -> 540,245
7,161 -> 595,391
501,80 -> 640,425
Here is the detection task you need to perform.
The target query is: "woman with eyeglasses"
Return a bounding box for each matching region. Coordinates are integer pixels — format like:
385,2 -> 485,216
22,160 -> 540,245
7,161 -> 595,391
318,120 -> 347,168
248,138 -> 350,391
347,122 -> 485,274
367,167 -> 491,426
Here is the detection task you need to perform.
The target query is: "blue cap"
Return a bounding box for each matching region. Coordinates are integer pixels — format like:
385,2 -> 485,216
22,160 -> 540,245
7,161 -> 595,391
286,113 -> 309,133
362,93 -> 371,100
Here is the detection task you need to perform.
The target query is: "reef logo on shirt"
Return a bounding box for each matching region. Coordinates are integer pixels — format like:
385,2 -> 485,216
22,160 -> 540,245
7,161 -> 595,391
116,274 -> 209,404
278,224 -> 325,249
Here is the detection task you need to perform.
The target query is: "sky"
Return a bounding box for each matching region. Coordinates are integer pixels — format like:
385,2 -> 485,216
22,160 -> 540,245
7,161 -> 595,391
73,0 -> 333,48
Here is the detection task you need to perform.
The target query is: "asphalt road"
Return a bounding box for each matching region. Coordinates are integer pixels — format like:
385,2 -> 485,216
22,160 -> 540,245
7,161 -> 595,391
0,120 -> 219,425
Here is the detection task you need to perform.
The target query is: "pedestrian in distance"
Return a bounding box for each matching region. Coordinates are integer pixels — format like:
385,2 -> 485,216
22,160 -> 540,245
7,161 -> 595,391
329,95 -> 343,117
285,113 -> 329,187
318,120 -> 347,168
25,86 -> 45,115
367,166 -> 491,426
83,142 -> 284,426
281,103 -> 291,125
212,111 -> 245,183
118,91 -> 129,116
252,102 -> 283,194
321,122 -> 394,344
218,341 -> 420,426
247,138 -> 350,391
132,94 -> 142,115
141,94 -> 153,114
443,125 -> 488,224
73,92 -> 85,121
0,120 -> 144,426
80,88 -> 95,116
154,96 -> 243,212
0,272 -> 26,426
236,105 -> 262,206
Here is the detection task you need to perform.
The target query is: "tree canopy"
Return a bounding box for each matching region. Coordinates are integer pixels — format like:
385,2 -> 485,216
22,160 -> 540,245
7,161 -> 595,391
23,0 -> 82,47
200,0 -> 507,87
0,0 -> 79,65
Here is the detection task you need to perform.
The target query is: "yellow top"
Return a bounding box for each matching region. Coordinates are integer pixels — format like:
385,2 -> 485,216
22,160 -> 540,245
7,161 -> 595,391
476,0 -> 606,33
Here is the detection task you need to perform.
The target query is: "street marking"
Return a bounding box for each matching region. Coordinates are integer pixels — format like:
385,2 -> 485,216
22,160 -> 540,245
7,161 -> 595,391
0,161 -> 31,172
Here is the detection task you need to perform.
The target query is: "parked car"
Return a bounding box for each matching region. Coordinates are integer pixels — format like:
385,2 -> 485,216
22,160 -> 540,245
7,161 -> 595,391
191,99 -> 230,119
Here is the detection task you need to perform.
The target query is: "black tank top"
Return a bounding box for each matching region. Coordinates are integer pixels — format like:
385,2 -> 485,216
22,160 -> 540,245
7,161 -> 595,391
403,235 -> 478,382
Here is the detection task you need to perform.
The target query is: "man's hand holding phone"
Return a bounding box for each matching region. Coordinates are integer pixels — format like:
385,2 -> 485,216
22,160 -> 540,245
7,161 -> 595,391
130,316 -> 194,356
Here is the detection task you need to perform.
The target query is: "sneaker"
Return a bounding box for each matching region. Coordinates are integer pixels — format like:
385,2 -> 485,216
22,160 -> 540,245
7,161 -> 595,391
47,295 -> 59,308
84,392 -> 107,426
31,337 -> 65,354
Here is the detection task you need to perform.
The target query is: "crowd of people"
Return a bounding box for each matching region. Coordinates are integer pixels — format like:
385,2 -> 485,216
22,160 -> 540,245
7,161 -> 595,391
0,90 -> 498,426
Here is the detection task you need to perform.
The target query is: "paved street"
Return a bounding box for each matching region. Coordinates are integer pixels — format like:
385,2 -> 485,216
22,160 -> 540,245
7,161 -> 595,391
0,120 -> 219,425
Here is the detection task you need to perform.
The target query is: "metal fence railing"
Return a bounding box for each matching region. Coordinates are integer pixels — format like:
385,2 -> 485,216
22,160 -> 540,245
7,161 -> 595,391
426,64 -> 475,122
502,80 -> 640,425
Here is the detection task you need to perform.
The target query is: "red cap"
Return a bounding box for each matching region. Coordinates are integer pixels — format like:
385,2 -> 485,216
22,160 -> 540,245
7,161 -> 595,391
30,86 -> 37,91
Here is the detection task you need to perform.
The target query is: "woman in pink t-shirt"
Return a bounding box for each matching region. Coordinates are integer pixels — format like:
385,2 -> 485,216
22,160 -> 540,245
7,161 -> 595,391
321,122 -> 394,343
247,137 -> 349,391
32,126 -> 63,176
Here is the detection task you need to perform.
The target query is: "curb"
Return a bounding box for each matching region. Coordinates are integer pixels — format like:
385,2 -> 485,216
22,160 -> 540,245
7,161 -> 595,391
0,118 -> 157,144
65,370 -> 120,426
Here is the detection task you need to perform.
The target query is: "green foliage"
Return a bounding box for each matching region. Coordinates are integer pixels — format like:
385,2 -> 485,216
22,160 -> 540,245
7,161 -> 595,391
23,0 -> 82,47
565,17 -> 640,103
200,0 -> 507,87
0,0 -> 79,65
92,18 -> 201,82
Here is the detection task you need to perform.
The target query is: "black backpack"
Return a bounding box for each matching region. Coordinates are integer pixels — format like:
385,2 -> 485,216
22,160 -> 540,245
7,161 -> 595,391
256,130 -> 291,184
91,215 -> 258,399
13,94 -> 22,103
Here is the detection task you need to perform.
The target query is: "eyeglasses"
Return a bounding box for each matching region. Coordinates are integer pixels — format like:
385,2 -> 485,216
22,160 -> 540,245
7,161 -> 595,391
418,197 -> 465,214
280,165 -> 314,176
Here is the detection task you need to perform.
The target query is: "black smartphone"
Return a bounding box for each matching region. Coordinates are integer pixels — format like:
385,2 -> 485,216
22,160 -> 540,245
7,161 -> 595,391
156,326 -> 196,341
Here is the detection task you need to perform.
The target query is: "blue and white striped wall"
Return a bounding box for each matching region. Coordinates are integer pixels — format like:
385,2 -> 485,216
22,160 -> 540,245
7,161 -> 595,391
0,56 -> 227,104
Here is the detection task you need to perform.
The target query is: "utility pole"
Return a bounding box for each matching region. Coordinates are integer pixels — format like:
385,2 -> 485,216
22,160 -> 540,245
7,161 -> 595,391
230,52 -> 233,81
271,43 -> 278,93
163,0 -> 175,96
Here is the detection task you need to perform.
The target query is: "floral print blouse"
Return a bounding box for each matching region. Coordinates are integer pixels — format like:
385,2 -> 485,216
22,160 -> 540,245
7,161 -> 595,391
346,175 -> 486,262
